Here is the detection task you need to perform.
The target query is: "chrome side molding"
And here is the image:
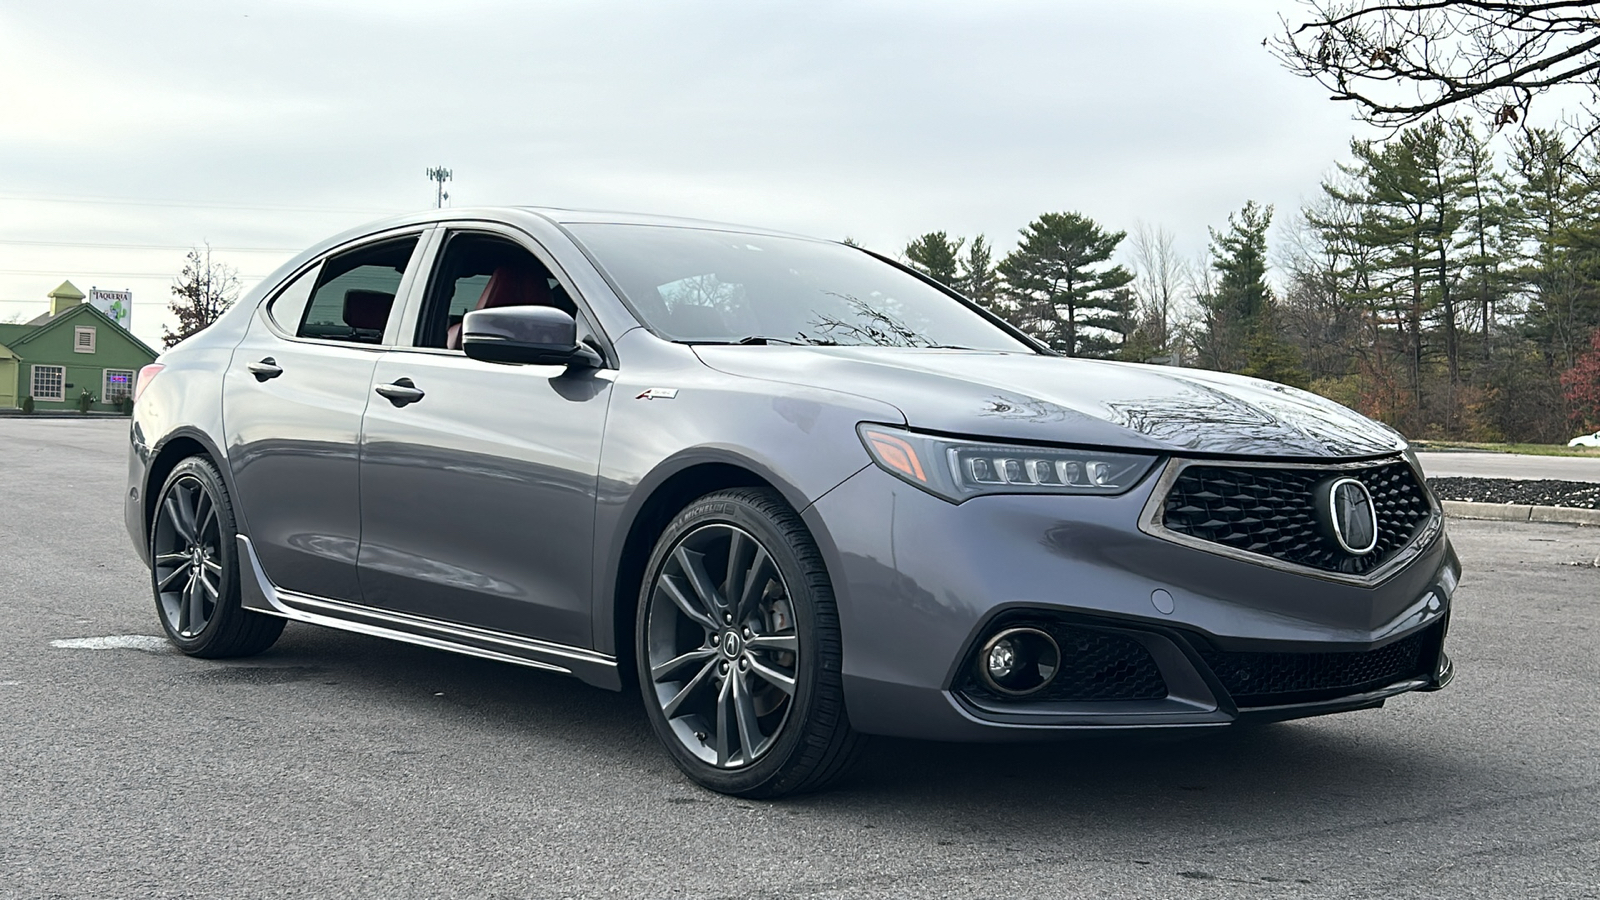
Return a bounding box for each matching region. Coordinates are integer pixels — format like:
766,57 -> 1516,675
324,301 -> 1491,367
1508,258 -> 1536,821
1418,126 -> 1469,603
236,535 -> 621,690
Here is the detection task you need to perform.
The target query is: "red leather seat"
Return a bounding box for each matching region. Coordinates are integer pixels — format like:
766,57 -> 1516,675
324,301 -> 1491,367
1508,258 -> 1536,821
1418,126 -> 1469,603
447,264 -> 556,349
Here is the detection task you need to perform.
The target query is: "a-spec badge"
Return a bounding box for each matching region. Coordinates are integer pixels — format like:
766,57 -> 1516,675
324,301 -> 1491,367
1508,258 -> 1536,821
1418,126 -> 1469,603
636,387 -> 679,400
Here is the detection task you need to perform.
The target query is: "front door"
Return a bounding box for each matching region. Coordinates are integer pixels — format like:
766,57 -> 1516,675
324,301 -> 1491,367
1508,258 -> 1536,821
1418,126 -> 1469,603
356,229 -> 613,647
223,232 -> 425,601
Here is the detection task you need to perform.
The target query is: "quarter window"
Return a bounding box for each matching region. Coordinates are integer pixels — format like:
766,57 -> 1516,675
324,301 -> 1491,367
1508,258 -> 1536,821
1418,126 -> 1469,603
31,365 -> 65,401
265,265 -> 319,334
74,326 -> 96,353
296,236 -> 420,344
103,369 -> 135,404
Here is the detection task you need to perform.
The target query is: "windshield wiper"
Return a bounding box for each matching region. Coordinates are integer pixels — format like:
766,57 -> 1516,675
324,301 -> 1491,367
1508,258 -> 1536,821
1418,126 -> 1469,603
733,335 -> 801,345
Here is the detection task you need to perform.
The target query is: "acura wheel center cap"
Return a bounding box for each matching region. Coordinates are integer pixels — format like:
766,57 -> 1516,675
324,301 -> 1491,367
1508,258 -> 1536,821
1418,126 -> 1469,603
720,631 -> 744,658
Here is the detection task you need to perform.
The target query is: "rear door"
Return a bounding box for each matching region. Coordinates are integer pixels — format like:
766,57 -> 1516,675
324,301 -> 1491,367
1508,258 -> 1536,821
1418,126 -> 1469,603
356,226 -> 614,647
223,230 -> 429,601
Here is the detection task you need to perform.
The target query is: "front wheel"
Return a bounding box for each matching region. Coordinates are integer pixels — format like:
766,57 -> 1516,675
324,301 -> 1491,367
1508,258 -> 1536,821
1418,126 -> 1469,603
636,488 -> 865,797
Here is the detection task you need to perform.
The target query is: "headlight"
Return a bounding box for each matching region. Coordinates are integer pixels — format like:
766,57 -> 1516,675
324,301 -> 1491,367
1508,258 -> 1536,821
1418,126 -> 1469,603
857,424 -> 1158,503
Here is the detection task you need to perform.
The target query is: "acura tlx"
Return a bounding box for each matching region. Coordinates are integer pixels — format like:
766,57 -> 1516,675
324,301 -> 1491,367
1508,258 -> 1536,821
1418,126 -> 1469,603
125,207 -> 1457,796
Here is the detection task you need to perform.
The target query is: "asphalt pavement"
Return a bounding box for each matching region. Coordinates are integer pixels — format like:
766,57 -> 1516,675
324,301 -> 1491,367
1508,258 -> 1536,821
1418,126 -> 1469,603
2,418 -> 1598,899
1415,450 -> 1600,482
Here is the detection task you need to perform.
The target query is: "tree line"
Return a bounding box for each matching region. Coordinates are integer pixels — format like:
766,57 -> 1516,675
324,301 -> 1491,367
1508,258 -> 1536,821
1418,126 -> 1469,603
899,119 -> 1600,442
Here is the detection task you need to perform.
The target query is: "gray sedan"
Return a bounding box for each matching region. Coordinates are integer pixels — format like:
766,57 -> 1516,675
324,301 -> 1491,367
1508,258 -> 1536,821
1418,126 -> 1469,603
125,207 -> 1458,796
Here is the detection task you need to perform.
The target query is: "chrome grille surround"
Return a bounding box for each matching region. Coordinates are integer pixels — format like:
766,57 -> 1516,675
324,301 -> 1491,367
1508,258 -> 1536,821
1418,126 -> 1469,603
1137,455 -> 1443,586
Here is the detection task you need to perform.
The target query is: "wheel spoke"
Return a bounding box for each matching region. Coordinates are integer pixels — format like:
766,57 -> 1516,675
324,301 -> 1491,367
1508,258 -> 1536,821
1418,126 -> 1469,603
746,632 -> 798,653
732,669 -> 764,761
735,547 -> 773,621
675,545 -> 728,619
156,560 -> 192,591
723,530 -> 748,609
651,648 -> 716,683
714,676 -> 732,767
184,576 -> 205,634
658,575 -> 718,633
199,570 -> 220,599
747,657 -> 796,696
163,494 -> 195,544
201,557 -> 224,577
197,501 -> 217,547
154,552 -> 190,566
661,657 -> 719,719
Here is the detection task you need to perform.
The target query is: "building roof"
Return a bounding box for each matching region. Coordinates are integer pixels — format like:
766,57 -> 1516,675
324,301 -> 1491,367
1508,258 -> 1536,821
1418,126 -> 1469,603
47,280 -> 85,302
5,301 -> 157,358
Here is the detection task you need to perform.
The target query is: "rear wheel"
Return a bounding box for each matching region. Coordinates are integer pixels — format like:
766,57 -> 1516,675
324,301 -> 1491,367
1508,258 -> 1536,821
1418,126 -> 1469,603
636,488 -> 864,797
150,457 -> 284,658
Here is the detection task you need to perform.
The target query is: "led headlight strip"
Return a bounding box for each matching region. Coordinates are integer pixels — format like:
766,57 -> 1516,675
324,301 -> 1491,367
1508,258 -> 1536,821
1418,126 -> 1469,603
858,424 -> 1158,502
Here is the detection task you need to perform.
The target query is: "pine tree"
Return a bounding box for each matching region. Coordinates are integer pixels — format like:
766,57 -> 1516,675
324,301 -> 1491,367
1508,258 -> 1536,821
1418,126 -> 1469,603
959,235 -> 998,306
996,212 -> 1134,358
903,232 -> 964,287
1195,201 -> 1304,384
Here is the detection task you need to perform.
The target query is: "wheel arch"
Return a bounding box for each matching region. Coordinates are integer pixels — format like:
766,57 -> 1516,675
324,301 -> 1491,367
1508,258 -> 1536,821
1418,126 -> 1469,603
603,452 -> 814,684
142,429 -> 234,547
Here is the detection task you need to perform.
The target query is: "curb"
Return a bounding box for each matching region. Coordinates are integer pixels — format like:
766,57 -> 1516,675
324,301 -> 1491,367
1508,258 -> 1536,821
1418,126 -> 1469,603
1442,499 -> 1600,527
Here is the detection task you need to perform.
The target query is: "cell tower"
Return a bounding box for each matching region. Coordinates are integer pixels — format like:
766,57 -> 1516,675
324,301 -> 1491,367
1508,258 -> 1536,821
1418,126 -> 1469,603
426,166 -> 453,208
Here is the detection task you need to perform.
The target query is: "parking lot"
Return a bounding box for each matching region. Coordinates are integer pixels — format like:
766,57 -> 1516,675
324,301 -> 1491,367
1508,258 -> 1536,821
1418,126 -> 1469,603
1,417 -> 1597,899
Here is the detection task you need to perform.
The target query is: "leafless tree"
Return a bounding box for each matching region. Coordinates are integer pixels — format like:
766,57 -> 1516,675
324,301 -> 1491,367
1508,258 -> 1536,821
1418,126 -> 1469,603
1273,2 -> 1600,145
164,243 -> 240,348
1126,221 -> 1188,355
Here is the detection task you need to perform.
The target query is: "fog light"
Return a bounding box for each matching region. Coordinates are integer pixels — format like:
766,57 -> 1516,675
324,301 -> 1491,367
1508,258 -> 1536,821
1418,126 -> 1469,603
976,627 -> 1060,696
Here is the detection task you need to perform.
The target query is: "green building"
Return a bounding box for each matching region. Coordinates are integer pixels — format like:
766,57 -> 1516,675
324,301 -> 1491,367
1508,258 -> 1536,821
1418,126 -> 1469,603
0,281 -> 159,411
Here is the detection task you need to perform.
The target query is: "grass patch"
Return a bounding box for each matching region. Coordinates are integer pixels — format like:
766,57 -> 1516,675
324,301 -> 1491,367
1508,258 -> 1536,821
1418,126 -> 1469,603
1411,440 -> 1600,458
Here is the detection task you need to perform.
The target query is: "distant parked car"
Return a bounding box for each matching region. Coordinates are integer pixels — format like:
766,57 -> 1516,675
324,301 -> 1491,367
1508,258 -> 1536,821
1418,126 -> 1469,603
125,206 -> 1460,797
1569,430 -> 1600,448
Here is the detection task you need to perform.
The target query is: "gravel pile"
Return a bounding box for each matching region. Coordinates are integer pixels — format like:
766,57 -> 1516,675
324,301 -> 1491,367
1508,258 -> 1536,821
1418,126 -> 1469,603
1427,477 -> 1600,509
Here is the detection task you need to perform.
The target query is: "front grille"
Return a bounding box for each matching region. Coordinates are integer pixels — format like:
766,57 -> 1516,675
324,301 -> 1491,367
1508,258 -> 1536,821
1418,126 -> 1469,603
1161,460 -> 1432,576
1197,624 -> 1438,708
959,623 -> 1168,704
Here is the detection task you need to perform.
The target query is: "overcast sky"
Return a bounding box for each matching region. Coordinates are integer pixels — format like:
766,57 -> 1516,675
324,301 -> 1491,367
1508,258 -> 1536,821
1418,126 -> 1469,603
1,0 -> 1377,347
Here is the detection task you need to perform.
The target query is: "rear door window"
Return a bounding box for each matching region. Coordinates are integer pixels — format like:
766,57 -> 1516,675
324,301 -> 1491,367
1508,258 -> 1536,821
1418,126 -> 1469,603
296,236 -> 420,344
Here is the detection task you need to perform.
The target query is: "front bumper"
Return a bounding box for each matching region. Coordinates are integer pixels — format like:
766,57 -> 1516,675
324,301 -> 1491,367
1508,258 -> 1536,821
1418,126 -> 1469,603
805,463 -> 1458,741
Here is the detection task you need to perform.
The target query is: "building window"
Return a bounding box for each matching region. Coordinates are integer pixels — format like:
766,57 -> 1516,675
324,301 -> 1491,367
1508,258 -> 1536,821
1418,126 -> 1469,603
74,326 -> 96,353
103,369 -> 135,405
31,365 -> 65,401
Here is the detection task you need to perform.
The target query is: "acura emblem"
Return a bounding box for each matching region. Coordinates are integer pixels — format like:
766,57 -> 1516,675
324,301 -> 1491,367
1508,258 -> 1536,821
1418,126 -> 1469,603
1326,477 -> 1378,555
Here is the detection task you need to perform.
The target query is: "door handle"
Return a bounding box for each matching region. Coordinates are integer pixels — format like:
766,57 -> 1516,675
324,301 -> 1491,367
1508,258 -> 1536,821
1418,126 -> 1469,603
375,378 -> 425,407
247,358 -> 283,381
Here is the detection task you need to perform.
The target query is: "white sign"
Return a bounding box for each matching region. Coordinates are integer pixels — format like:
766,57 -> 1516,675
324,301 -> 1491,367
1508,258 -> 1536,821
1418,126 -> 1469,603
88,288 -> 132,331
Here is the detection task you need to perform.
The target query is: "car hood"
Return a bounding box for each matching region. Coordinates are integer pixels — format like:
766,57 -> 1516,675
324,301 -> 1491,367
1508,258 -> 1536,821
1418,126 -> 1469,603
693,346 -> 1405,459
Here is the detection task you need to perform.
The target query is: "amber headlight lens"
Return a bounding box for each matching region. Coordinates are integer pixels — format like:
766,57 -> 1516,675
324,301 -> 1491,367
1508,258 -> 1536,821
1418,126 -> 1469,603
858,424 -> 1157,502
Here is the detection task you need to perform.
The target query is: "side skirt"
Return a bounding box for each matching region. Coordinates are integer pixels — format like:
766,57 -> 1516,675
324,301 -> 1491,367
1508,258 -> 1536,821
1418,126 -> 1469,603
237,535 -> 621,690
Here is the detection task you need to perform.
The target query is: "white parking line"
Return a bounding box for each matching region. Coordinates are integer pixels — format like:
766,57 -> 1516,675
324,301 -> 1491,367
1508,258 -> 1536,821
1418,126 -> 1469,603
49,635 -> 171,652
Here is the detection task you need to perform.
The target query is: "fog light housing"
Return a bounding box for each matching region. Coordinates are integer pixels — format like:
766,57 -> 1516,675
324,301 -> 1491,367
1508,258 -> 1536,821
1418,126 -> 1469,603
976,627 -> 1060,696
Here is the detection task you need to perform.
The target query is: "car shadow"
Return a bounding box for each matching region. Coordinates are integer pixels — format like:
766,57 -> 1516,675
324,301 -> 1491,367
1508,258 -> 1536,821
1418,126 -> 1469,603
227,620 -> 1491,841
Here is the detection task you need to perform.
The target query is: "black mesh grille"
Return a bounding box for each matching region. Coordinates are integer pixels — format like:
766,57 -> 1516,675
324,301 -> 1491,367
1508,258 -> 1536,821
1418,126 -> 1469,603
1162,460 -> 1432,575
1197,625 -> 1438,708
960,623 -> 1168,704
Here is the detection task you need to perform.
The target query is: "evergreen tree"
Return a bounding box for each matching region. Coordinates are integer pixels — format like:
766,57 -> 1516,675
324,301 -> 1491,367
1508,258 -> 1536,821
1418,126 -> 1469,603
903,232 -> 964,287
996,212 -> 1134,358
1195,201 -> 1304,384
959,235 -> 998,306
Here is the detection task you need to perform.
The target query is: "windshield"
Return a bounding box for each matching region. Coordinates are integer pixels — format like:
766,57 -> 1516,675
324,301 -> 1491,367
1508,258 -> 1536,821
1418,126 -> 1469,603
566,224 -> 1034,352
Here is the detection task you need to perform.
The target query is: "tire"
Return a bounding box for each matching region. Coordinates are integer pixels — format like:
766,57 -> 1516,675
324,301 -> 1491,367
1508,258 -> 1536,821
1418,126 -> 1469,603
635,488 -> 866,797
150,456 -> 285,658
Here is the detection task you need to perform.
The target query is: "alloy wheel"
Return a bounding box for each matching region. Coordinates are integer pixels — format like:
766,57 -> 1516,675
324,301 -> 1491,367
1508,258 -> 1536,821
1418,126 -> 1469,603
645,523 -> 801,769
152,474 -> 225,639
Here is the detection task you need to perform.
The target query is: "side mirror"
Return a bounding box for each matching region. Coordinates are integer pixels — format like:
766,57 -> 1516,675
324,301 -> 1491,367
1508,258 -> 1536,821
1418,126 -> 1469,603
461,306 -> 601,367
